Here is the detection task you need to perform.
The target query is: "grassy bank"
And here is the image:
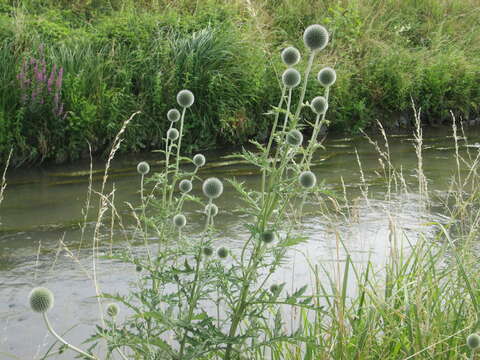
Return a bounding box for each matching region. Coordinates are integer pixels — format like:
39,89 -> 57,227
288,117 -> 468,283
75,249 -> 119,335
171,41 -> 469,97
0,0 -> 479,164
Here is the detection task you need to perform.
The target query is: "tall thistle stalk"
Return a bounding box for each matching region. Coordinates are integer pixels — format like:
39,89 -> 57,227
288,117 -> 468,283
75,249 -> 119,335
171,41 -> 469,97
223,24 -> 333,360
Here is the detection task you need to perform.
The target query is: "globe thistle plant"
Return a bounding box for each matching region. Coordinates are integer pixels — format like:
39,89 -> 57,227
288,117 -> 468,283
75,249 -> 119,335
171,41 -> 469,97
281,46 -> 301,67
282,68 -> 301,88
303,24 -> 329,52
202,246 -> 213,257
179,179 -> 193,193
261,230 -> 276,244
193,154 -> 206,167
299,171 -> 317,188
217,246 -> 229,259
173,214 -> 187,228
177,89 -> 195,108
137,161 -> 150,176
467,334 -> 480,350
205,203 -> 219,217
167,128 -> 179,141
286,129 -> 303,146
317,67 -> 336,87
29,287 -> 54,313
202,177 -> 224,199
270,284 -> 280,294
167,108 -> 181,122
106,303 -> 119,317
311,96 -> 328,115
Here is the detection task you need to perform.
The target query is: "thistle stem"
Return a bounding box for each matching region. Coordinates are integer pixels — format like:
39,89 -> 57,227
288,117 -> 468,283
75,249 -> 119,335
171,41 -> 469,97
42,313 -> 97,360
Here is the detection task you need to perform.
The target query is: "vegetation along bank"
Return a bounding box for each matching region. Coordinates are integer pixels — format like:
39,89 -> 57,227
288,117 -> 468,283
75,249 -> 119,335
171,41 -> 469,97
0,0 -> 479,165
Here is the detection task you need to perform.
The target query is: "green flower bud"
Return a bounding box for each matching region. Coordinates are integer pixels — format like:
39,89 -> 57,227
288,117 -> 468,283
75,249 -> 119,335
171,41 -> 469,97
299,171 -> 317,188
106,303 -> 119,317
282,68 -> 301,88
286,129 -> 303,146
177,89 -> 194,108
173,214 -> 186,228
261,230 -> 276,244
303,24 -> 329,51
202,246 -> 213,257
29,287 -> 54,313
311,96 -> 328,115
179,179 -> 192,193
167,109 -> 181,122
217,246 -> 229,259
467,334 -> 480,350
281,46 -> 301,67
202,177 -> 223,199
167,128 -> 179,141
205,203 -> 218,217
193,154 -> 206,167
137,161 -> 150,175
136,265 -> 142,272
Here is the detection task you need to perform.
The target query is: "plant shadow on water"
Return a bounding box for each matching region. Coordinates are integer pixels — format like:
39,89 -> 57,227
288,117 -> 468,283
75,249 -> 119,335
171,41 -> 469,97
2,24 -> 480,360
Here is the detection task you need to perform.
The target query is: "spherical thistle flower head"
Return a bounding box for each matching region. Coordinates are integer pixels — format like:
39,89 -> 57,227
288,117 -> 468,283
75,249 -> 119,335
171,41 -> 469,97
202,246 -> 213,257
281,46 -> 301,67
270,284 -> 280,294
29,287 -> 54,313
136,264 -> 142,272
261,230 -> 276,244
167,108 -> 181,122
179,179 -> 193,193
317,67 -> 337,87
106,303 -> 119,317
177,89 -> 194,108
286,129 -> 303,147
217,246 -> 229,259
303,24 -> 329,52
205,203 -> 219,217
299,170 -> 317,189
173,214 -> 186,228
137,161 -> 150,176
467,334 -> 480,350
167,128 -> 179,141
282,68 -> 301,88
202,177 -> 224,199
193,154 -> 206,167
311,96 -> 328,115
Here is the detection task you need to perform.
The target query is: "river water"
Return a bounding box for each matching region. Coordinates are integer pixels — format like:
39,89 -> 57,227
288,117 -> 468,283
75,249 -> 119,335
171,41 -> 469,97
1,126 -> 478,359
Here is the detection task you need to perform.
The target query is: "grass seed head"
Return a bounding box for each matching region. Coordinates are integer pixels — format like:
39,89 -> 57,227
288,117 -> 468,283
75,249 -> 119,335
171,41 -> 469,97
167,108 -> 181,122
282,68 -> 301,88
202,177 -> 224,199
173,214 -> 187,228
317,67 -> 336,87
177,89 -> 194,108
303,24 -> 329,51
281,46 -> 301,66
29,287 -> 54,313
137,161 -> 150,175
179,179 -> 193,193
193,154 -> 206,167
299,170 -> 317,188
286,129 -> 303,146
311,96 -> 328,115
